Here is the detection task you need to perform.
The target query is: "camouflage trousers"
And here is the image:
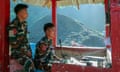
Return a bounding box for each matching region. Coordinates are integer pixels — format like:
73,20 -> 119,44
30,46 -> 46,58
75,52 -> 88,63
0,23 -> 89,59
34,60 -> 51,72
11,51 -> 34,72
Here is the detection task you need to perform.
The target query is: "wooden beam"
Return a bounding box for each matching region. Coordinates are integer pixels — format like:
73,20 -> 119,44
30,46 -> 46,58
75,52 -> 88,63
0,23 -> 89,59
52,0 -> 57,46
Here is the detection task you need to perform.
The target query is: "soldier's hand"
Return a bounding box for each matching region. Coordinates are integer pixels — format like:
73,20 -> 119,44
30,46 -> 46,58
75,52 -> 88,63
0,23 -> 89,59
26,51 -> 32,58
11,44 -> 19,48
10,42 -> 20,48
39,43 -> 48,52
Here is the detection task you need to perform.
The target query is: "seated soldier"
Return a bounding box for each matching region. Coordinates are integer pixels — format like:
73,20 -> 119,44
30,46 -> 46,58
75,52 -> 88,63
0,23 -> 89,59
34,23 -> 60,72
8,4 -> 34,72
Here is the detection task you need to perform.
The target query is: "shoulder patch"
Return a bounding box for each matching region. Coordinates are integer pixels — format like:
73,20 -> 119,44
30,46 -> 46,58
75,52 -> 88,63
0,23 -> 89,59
9,28 -> 17,37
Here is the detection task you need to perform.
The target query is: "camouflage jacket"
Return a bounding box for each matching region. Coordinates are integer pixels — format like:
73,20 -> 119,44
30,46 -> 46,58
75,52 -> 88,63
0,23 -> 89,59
8,17 -> 31,59
34,36 -> 55,64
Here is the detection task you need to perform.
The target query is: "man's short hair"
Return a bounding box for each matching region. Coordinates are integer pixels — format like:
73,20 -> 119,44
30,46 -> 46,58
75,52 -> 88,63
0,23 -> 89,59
44,23 -> 55,32
14,4 -> 28,14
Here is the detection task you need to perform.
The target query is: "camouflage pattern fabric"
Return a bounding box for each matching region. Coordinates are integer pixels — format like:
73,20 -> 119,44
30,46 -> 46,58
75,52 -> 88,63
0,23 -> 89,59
34,36 -> 55,72
8,17 -> 34,72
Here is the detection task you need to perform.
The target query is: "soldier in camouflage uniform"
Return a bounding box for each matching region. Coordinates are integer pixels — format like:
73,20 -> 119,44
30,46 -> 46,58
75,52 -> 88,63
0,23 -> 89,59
34,23 -> 61,72
8,4 -> 34,72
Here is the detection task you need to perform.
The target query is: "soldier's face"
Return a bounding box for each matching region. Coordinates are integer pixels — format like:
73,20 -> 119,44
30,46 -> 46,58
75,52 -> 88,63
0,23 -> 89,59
46,27 -> 55,39
18,8 -> 28,20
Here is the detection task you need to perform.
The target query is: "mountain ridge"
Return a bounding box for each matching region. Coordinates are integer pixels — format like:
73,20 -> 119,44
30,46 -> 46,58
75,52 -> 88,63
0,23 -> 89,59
29,14 -> 105,47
